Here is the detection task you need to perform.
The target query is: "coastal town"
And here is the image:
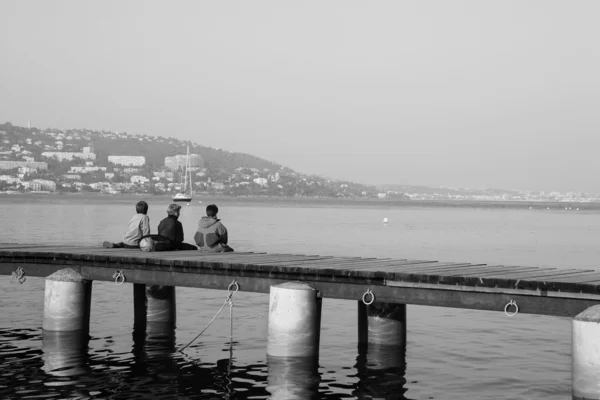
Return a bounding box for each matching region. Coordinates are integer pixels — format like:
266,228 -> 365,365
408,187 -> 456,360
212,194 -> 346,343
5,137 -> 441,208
0,121 -> 598,203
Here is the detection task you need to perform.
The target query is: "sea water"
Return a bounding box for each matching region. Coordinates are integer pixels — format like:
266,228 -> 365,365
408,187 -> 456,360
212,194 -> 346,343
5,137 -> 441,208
2,195 -> 599,399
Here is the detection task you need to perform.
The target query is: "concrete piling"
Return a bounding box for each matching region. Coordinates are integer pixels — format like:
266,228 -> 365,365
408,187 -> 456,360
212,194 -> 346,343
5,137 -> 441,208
353,344 -> 408,398
43,268 -> 92,332
358,301 -> 406,348
266,355 -> 320,400
573,305 -> 600,399
267,282 -> 322,358
42,330 -> 90,378
134,284 -> 176,335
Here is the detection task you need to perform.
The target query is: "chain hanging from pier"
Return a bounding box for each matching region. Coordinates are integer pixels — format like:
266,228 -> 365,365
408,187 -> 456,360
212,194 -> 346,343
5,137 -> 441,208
179,280 -> 239,353
11,267 -> 26,284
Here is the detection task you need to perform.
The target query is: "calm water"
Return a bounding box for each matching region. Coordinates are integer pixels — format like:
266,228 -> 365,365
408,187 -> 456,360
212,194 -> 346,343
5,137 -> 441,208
2,195 -> 599,399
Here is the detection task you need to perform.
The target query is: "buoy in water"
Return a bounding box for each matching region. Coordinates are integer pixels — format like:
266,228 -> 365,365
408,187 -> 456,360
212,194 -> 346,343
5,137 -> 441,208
383,217 -> 388,224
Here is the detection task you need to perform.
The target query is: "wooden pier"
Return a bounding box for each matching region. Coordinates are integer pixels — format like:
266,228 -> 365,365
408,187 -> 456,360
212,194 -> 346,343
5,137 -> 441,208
4,243 -> 600,398
1,243 -> 600,317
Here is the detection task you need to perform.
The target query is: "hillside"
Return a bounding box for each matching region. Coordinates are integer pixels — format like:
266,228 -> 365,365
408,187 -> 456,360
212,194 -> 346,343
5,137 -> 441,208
0,121 -> 376,198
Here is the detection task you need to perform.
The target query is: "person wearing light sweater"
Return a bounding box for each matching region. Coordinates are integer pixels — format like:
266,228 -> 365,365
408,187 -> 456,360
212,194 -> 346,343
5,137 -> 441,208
103,201 -> 151,248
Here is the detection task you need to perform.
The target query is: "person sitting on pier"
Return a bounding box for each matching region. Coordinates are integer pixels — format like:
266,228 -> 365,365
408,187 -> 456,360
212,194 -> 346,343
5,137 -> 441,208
151,203 -> 198,251
103,201 -> 150,249
194,204 -> 234,252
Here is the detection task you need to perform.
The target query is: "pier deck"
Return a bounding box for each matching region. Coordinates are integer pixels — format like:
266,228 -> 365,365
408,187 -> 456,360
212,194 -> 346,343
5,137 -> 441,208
1,243 -> 600,317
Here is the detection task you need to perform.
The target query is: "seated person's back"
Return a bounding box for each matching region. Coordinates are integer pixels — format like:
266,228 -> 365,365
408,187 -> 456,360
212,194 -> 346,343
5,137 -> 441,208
153,203 -> 197,251
103,201 -> 150,248
158,204 -> 184,245
194,204 -> 233,252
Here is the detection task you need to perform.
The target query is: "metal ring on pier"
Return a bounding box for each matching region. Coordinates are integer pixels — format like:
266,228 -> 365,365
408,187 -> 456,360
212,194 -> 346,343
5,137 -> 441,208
504,299 -> 519,317
113,270 -> 126,286
228,280 -> 239,295
12,266 -> 26,284
362,289 -> 375,305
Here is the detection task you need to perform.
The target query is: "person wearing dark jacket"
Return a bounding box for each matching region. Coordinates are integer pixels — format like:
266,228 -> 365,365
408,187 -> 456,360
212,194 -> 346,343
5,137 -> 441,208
194,204 -> 233,252
153,203 -> 197,251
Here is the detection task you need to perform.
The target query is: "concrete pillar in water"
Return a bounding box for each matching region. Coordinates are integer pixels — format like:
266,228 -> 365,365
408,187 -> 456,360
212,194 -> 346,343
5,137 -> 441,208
42,330 -> 90,378
134,284 -> 176,334
267,282 -> 322,358
43,268 -> 92,332
266,355 -> 320,400
358,301 -> 406,347
356,301 -> 408,398
131,309 -> 177,380
573,305 -> 600,399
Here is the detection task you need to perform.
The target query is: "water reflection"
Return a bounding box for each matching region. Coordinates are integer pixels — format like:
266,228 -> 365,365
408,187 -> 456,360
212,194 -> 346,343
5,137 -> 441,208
128,321 -> 180,397
266,355 -> 320,400
3,325 -> 384,399
353,344 -> 410,400
42,330 -> 91,378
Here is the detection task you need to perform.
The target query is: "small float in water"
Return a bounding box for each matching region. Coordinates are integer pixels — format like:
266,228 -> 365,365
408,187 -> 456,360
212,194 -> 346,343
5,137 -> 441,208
383,217 -> 388,224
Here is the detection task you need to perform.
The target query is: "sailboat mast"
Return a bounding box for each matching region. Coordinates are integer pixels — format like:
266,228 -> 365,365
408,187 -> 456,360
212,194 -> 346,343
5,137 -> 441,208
186,145 -> 191,196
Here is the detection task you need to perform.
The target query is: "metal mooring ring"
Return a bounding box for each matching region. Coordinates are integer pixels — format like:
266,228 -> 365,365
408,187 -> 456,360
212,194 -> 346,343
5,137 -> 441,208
362,289 -> 375,305
228,280 -> 239,295
113,271 -> 126,286
504,299 -> 519,317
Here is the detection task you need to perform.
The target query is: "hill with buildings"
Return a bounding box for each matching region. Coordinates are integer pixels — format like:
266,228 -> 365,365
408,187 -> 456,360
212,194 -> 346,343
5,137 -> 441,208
2,121 -> 597,203
0,122 -> 376,198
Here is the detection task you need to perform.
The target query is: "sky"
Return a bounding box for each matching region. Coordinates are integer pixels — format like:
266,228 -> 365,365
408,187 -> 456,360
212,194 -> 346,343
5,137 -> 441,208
1,1 -> 600,193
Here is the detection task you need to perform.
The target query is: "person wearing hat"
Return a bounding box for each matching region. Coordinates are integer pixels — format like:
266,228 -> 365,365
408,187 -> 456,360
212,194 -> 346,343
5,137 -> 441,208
154,203 -> 197,251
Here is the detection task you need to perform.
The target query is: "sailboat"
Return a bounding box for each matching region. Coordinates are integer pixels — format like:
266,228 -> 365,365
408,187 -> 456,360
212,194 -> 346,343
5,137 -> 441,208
172,146 -> 193,203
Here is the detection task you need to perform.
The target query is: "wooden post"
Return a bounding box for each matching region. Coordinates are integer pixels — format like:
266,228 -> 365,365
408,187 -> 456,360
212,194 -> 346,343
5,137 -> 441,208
43,268 -> 92,333
357,301 -> 406,347
573,305 -> 600,399
42,330 -> 90,377
266,355 -> 320,400
267,282 -> 322,358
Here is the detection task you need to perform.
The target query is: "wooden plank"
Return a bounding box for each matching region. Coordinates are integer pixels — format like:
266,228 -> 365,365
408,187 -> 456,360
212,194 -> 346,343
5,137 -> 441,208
373,263 -> 482,273
472,267 -> 546,277
462,267 -> 557,278
480,269 -> 588,280
323,259 -> 434,270
544,273 -> 600,283
529,270 -> 597,280
434,265 -> 545,277
257,258 -> 396,270
350,262 -> 472,273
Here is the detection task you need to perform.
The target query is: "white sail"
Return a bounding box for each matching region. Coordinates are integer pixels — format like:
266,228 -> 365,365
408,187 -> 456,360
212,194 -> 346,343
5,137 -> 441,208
172,145 -> 193,202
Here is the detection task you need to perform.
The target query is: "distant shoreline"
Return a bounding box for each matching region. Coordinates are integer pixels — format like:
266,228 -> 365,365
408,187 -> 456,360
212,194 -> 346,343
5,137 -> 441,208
0,192 -> 597,211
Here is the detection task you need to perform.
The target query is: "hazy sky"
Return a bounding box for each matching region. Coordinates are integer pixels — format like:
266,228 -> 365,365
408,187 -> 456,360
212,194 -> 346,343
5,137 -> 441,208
1,1 -> 600,192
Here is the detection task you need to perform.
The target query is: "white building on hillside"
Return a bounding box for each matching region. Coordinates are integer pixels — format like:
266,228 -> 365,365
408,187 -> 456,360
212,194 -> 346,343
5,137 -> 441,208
164,153 -> 203,171
41,151 -> 96,161
108,156 -> 145,166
